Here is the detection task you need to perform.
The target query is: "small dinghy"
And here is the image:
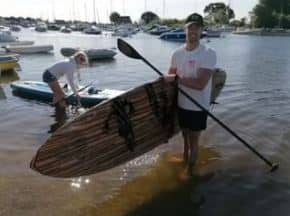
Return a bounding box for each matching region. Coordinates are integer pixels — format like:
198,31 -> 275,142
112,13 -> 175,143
60,48 -> 117,61
10,81 -> 124,107
4,45 -> 53,54
0,55 -> 19,72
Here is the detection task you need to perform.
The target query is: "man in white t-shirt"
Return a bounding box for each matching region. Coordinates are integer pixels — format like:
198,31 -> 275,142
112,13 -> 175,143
166,13 -> 217,177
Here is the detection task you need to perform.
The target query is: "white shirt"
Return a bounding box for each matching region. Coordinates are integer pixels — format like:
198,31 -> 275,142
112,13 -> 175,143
171,44 -> 217,111
47,58 -> 79,95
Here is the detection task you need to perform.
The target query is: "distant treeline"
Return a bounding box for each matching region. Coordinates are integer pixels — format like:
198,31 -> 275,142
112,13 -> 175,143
252,0 -> 290,28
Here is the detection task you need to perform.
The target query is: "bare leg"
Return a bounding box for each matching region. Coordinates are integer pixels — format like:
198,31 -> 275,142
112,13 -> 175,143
48,81 -> 66,107
182,129 -> 190,164
188,131 -> 201,176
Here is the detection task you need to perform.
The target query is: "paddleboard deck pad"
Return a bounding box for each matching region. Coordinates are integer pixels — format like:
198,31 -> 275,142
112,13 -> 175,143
30,69 -> 226,178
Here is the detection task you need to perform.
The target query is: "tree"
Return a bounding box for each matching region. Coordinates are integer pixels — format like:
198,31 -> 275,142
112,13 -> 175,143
252,0 -> 290,28
204,2 -> 235,25
110,12 -> 120,24
140,11 -> 159,24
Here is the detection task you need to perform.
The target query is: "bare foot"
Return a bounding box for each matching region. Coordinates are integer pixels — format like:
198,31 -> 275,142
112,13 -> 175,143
178,166 -> 191,182
167,155 -> 185,164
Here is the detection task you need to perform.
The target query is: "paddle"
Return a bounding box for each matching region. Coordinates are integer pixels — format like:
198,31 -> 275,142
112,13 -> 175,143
65,82 -> 93,107
117,38 -> 279,172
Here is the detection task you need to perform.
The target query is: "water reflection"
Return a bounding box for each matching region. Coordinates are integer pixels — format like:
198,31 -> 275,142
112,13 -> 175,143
80,145 -> 221,216
0,85 -> 6,99
0,70 -> 20,84
198,170 -> 290,216
70,177 -> 91,190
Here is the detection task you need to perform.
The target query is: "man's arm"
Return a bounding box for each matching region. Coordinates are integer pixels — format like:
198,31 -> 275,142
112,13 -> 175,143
178,68 -> 213,90
168,67 -> 177,75
164,67 -> 177,82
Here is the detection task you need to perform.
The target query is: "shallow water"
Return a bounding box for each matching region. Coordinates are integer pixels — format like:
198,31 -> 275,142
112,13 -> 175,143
1,29 -> 290,216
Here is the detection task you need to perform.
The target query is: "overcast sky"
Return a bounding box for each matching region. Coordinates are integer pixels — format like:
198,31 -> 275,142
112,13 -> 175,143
1,0 -> 259,23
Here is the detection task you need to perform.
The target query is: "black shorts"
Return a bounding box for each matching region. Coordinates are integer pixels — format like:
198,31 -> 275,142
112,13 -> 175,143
178,107 -> 208,131
42,70 -> 57,83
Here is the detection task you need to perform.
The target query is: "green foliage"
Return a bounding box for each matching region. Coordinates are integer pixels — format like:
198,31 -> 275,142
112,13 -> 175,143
230,17 -> 248,27
141,11 -> 159,24
109,12 -> 121,24
203,2 -> 235,25
159,18 -> 183,27
253,0 -> 290,28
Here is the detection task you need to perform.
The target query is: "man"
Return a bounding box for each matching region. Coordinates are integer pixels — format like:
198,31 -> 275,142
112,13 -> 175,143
166,13 -> 217,176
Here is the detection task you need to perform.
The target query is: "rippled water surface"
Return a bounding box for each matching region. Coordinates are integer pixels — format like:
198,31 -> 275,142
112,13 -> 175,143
1,29 -> 290,216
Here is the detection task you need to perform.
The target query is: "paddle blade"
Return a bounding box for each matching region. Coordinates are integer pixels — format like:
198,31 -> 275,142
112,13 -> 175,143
117,38 -> 142,60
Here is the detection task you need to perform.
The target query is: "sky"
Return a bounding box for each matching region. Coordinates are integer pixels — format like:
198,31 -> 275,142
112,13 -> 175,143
1,0 -> 259,23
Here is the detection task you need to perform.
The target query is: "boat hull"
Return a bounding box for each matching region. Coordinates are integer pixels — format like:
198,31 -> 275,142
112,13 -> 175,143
10,81 -> 124,107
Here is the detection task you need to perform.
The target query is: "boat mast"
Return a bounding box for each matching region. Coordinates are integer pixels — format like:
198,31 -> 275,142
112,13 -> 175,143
84,1 -> 88,22
72,0 -> 76,22
93,0 -> 97,24
162,0 -> 165,18
52,0 -> 56,21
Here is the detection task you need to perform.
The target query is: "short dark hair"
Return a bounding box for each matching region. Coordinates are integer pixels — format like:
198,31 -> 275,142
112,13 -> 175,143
185,13 -> 204,27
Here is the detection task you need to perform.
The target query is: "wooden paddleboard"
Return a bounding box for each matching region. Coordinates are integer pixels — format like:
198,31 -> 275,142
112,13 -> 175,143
30,69 -> 226,178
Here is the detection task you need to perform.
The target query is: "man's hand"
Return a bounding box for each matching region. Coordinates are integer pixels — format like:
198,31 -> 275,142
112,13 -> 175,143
163,74 -> 177,83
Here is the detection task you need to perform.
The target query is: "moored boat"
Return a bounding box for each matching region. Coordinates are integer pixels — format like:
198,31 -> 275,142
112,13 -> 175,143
0,29 -> 34,46
60,48 -> 117,60
0,55 -> 19,73
60,26 -> 72,33
159,28 -> 185,42
35,23 -> 48,32
149,25 -> 172,35
10,81 -> 124,107
160,28 -> 207,42
83,26 -> 102,35
4,45 -> 54,54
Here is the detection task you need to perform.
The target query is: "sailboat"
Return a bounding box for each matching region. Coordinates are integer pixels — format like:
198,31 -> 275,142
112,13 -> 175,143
83,0 -> 102,34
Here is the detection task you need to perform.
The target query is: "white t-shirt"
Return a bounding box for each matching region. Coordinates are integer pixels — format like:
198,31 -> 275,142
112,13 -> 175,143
171,44 -> 217,111
47,58 -> 80,95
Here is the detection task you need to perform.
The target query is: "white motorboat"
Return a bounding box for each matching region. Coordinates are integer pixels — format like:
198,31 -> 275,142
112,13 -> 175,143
0,30 -> 34,46
35,23 -> 48,32
10,25 -> 21,32
0,41 -> 34,47
83,26 -> 102,35
0,55 -> 19,74
0,30 -> 17,42
4,45 -> 54,54
60,26 -> 72,33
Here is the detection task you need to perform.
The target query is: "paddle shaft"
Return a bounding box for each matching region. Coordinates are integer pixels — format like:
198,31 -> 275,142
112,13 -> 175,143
141,56 -> 275,168
65,82 -> 94,106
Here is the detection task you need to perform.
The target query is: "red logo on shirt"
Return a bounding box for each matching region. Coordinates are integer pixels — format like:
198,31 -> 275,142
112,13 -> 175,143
188,60 -> 195,68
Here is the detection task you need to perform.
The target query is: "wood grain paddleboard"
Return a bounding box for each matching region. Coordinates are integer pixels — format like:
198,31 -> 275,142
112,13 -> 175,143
30,69 -> 226,178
